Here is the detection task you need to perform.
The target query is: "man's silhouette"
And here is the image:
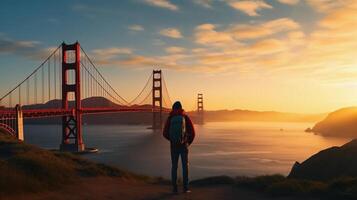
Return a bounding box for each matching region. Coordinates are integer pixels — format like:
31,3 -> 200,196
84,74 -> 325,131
163,101 -> 195,193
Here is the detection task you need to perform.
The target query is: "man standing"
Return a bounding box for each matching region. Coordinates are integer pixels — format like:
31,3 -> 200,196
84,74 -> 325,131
163,101 -> 195,193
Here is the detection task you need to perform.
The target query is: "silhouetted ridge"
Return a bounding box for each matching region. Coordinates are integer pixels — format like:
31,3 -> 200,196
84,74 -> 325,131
288,139 -> 357,181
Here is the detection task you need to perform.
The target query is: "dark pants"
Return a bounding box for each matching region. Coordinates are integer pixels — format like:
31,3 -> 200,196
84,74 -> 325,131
170,144 -> 189,189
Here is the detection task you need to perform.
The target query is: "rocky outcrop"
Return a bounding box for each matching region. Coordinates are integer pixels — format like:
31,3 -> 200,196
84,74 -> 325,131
288,139 -> 357,181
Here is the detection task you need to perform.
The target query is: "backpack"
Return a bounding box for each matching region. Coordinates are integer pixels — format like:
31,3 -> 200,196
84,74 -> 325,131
169,115 -> 186,145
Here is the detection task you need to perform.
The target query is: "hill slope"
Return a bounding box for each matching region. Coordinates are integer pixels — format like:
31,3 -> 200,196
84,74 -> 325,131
0,131 -> 148,196
192,109 -> 325,123
288,139 -> 357,181
311,107 -> 357,137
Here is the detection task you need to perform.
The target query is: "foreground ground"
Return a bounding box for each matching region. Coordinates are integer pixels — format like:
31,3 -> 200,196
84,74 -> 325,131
3,132 -> 357,199
3,176 -> 312,200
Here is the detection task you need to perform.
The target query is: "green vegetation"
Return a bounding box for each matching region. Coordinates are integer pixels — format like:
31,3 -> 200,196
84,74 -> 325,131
0,132 -> 149,196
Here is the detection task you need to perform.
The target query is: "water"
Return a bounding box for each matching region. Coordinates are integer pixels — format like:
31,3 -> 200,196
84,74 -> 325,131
24,122 -> 348,179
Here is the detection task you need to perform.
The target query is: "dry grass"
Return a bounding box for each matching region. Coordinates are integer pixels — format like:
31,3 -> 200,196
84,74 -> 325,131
0,133 -> 150,196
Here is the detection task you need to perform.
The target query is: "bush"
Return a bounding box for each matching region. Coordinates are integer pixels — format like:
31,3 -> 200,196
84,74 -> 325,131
266,179 -> 327,197
236,174 -> 285,190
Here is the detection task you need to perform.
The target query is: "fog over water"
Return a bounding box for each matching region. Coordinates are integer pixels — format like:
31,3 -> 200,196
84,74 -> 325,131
24,122 -> 348,179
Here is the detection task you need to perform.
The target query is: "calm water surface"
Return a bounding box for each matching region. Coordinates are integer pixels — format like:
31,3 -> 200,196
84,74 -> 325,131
24,122 -> 348,179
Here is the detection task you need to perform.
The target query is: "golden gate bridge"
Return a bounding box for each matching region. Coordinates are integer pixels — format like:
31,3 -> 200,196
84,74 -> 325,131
0,42 -> 204,152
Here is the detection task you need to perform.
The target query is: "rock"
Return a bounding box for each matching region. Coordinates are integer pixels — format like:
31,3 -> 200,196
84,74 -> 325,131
288,139 -> 357,181
305,128 -> 312,133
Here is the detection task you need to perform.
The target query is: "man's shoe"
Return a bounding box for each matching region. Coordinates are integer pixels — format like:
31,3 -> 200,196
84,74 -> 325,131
184,188 -> 191,193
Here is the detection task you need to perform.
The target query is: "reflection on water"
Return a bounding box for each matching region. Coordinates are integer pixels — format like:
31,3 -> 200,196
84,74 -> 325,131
24,121 -> 348,179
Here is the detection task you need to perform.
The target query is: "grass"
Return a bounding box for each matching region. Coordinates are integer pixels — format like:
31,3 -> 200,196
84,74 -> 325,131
0,132 -> 150,196
190,174 -> 357,199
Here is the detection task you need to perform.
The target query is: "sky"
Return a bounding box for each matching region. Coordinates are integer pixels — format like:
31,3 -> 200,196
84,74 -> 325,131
0,0 -> 357,113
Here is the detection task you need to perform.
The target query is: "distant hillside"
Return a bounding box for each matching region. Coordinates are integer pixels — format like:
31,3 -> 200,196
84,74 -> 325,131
311,107 -> 357,137
188,109 -> 325,123
23,97 -> 168,125
22,97 -> 324,124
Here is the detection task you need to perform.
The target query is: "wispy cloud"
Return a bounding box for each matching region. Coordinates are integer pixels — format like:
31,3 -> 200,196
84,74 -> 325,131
277,0 -> 300,5
229,18 -> 300,39
92,47 -> 133,60
305,0 -> 349,12
128,24 -> 144,31
194,24 -> 235,46
159,28 -> 183,39
0,35 -> 56,61
144,0 -> 179,11
227,0 -> 272,16
193,0 -> 213,8
165,46 -> 185,54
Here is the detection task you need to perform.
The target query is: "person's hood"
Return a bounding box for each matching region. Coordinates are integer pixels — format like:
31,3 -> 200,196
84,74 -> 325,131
170,109 -> 185,116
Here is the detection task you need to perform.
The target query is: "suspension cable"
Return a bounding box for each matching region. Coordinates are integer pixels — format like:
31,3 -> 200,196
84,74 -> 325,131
0,45 -> 61,101
80,46 -> 130,105
128,73 -> 153,105
80,61 -> 127,105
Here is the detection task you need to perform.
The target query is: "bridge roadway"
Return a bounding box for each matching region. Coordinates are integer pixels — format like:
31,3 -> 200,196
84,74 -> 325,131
0,107 -> 171,119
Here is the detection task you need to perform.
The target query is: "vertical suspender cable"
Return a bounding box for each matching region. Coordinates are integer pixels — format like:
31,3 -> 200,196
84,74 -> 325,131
34,73 -> 37,104
48,58 -> 51,101
26,79 -> 29,105
54,52 -> 57,100
9,92 -> 12,107
18,86 -> 21,105
41,65 -> 44,103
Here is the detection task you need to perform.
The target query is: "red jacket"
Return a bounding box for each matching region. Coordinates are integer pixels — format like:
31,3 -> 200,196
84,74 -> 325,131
163,109 -> 195,145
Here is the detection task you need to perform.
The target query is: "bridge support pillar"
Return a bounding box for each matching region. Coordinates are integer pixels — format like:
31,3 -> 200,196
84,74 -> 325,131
60,42 -> 84,152
152,70 -> 162,131
197,93 -> 204,124
15,104 -> 24,141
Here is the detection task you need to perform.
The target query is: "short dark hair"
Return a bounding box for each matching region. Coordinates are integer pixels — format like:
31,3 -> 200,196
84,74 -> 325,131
172,101 -> 182,110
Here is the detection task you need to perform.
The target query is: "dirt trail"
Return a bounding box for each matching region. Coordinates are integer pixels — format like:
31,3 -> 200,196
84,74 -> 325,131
3,177 -> 311,200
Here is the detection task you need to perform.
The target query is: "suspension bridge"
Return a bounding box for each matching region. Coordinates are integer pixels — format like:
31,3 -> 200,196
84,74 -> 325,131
0,42 -> 204,152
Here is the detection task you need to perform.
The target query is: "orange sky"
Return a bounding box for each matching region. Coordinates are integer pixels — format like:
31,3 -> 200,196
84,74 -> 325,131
1,0 -> 357,113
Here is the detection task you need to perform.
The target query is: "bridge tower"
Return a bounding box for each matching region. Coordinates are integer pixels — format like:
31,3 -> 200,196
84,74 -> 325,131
197,93 -> 204,124
15,104 -> 24,141
152,70 -> 163,131
60,42 -> 85,152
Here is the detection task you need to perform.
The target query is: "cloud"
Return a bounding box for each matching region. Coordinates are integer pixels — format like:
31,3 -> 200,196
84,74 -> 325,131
194,18 -> 300,48
193,0 -> 213,8
0,35 -> 57,61
229,18 -> 300,39
0,38 -> 40,54
44,1 -> 357,81
159,28 -> 183,39
277,0 -> 300,5
246,39 -> 287,55
165,46 -> 185,54
227,0 -> 272,16
144,0 -> 179,11
305,0 -> 349,12
194,24 -> 235,46
92,47 -> 133,60
128,25 -> 144,31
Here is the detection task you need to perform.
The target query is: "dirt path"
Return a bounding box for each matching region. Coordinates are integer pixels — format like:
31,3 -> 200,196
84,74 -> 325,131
3,177 -> 311,200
